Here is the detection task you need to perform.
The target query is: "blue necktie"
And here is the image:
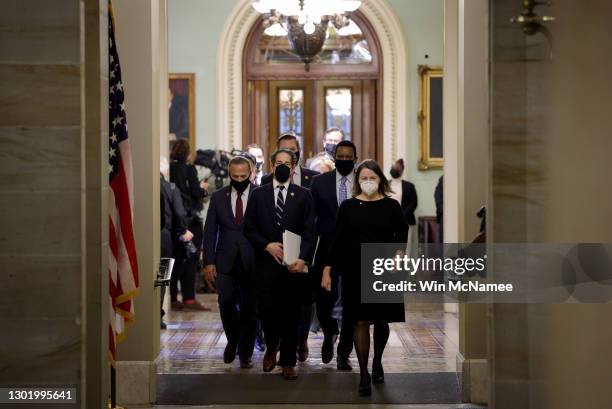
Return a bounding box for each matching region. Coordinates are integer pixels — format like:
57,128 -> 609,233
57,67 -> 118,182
338,176 -> 348,205
275,185 -> 285,227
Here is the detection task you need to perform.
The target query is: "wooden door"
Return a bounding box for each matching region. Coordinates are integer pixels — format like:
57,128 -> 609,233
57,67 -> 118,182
244,78 -> 378,171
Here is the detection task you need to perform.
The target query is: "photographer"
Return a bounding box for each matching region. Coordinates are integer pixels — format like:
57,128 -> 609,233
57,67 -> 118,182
169,139 -> 210,311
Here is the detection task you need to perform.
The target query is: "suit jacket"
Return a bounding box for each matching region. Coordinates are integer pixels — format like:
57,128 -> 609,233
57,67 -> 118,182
400,180 -> 418,226
243,182 -> 316,285
160,176 -> 188,257
203,184 -> 256,275
170,160 -> 207,215
310,170 -> 341,268
260,166 -> 319,189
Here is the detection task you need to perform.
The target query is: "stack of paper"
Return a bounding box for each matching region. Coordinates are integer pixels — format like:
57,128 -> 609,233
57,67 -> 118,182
282,230 -> 308,273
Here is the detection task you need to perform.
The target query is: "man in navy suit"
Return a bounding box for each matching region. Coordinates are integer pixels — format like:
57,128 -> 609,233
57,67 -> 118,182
310,140 -> 358,370
261,132 -> 319,188
244,149 -> 316,380
261,132 -> 319,361
203,156 -> 257,368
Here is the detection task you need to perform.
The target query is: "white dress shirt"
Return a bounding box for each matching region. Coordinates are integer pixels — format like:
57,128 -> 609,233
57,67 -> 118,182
273,179 -> 290,204
292,165 -> 301,186
231,185 -> 250,217
336,170 -> 355,203
390,177 -> 403,204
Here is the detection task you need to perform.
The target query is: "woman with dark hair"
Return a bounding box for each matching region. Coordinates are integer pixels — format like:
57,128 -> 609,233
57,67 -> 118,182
321,159 -> 408,396
169,139 -> 209,311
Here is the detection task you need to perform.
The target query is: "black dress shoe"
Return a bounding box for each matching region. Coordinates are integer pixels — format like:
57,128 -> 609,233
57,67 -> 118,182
321,334 -> 337,364
239,357 -> 253,369
223,343 -> 237,364
336,355 -> 352,371
160,321 -> 167,330
372,359 -> 384,383
297,340 -> 309,362
358,373 -> 372,396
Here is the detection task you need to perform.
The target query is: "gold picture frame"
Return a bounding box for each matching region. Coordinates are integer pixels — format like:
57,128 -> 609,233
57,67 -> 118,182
169,73 -> 196,151
418,66 -> 443,170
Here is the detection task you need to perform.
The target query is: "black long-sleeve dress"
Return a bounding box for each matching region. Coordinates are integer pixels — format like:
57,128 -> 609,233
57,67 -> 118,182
327,196 -> 408,323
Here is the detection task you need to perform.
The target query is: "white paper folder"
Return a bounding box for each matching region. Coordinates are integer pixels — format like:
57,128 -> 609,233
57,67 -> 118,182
282,230 -> 308,273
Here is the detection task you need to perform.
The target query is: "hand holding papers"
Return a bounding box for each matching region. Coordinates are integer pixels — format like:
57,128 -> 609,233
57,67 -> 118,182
283,230 -> 308,273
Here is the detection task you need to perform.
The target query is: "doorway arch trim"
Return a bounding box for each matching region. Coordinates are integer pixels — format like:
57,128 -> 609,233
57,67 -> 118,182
217,0 -> 408,170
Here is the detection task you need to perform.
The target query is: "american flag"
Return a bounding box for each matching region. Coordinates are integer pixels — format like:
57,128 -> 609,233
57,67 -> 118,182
108,0 -> 139,365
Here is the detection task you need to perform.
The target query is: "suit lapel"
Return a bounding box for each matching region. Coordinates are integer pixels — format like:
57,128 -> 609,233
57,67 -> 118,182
223,186 -> 235,224
283,183 -> 298,227
331,170 -> 339,213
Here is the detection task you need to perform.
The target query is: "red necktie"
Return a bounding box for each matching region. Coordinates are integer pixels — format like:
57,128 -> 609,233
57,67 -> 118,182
235,193 -> 244,224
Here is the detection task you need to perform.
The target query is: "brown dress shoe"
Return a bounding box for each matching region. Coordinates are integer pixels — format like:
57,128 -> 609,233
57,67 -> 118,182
262,351 -> 277,372
281,366 -> 298,380
182,300 -> 211,311
170,301 -> 184,310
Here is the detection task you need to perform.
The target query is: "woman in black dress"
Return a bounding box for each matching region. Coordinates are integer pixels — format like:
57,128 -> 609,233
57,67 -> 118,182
322,159 -> 408,396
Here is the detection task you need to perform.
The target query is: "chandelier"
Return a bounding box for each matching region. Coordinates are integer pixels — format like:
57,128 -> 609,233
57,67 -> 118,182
252,0 -> 362,71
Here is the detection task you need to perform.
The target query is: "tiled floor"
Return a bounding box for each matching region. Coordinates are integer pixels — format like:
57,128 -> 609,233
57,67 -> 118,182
158,294 -> 459,375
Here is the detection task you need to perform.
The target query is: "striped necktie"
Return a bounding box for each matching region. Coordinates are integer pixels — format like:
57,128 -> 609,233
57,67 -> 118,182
275,185 -> 285,227
338,176 -> 348,205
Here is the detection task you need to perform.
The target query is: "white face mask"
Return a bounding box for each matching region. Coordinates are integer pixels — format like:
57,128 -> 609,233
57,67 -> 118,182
360,180 -> 379,196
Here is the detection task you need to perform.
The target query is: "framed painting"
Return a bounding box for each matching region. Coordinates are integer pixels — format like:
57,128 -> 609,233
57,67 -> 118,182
168,73 -> 196,151
418,66 -> 443,170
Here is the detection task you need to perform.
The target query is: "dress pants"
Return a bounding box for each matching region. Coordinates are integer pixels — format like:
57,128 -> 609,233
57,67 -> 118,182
216,258 -> 257,360
257,272 -> 309,367
314,266 -> 354,358
170,217 -> 203,302
170,256 -> 197,301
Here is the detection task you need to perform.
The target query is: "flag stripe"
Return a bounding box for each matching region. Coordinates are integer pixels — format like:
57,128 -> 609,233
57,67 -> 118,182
108,0 -> 138,363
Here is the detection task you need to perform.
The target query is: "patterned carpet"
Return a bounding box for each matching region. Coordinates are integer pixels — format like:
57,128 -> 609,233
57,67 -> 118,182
158,294 -> 459,375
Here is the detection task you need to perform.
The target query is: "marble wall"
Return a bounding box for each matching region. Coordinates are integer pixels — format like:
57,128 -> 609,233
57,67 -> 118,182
0,1 -> 108,408
489,0 -> 612,408
0,0 -> 83,392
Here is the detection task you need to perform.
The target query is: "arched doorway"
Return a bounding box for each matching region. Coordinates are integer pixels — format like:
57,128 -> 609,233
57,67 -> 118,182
242,11 -> 382,168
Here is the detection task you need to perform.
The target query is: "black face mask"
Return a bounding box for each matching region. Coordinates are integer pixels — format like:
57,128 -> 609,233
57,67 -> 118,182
324,143 -> 336,157
335,159 -> 355,176
390,167 -> 402,179
230,178 -> 250,193
274,164 -> 291,183
255,161 -> 263,172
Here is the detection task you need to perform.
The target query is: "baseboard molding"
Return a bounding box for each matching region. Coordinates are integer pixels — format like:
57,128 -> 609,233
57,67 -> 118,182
460,357 -> 489,405
115,360 -> 157,406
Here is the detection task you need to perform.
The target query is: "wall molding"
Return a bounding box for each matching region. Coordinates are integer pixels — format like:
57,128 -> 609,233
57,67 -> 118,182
216,0 -> 408,170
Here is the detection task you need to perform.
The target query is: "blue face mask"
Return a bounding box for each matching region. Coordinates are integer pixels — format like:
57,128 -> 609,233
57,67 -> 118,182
324,143 -> 336,157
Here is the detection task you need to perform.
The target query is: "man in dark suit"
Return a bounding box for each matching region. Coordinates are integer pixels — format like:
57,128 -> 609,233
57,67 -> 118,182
203,156 -> 258,368
389,158 -> 418,226
244,149 -> 316,380
261,132 -> 319,361
261,132 -> 319,188
310,140 -> 358,370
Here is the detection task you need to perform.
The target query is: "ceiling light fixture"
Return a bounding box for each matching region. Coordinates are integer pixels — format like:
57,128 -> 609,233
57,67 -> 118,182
253,0 -> 362,71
